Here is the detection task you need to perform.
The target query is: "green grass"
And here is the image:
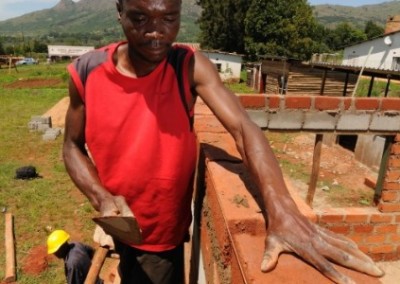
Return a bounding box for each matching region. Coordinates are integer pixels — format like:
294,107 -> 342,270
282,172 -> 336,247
355,78 -> 400,98
0,64 -> 96,283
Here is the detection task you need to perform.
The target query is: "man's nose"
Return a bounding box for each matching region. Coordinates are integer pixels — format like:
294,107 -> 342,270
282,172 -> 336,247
144,19 -> 164,39
145,31 -> 163,39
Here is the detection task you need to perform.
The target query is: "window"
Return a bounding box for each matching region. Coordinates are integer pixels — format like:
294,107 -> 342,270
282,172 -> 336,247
392,57 -> 400,71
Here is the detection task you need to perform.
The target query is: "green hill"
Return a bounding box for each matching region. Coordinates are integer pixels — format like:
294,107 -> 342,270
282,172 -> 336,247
312,1 -> 400,29
1,0 -> 400,43
0,0 -> 201,42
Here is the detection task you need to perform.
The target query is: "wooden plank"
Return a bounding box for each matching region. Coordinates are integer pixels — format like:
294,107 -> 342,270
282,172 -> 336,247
4,213 -> 16,283
306,134 -> 323,207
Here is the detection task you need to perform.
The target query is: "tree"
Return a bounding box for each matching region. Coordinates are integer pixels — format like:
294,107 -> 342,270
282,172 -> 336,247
244,0 -> 322,60
197,0 -> 250,54
364,21 -> 384,40
33,40 -> 48,53
0,40 -> 5,55
328,22 -> 367,51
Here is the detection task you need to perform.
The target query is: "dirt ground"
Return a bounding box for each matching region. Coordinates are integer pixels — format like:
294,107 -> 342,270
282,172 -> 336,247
267,132 -> 378,209
15,94 -> 397,283
4,78 -> 64,89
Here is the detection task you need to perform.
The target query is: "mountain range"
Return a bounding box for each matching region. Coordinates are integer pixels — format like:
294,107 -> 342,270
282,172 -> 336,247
1,0 -> 400,41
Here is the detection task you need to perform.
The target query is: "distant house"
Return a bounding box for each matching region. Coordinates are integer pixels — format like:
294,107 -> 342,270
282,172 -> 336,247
342,15 -> 400,71
201,50 -> 243,82
47,45 -> 94,61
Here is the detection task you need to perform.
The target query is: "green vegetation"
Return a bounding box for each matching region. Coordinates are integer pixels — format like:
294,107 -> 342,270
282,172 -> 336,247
0,63 -> 96,283
355,78 -> 400,98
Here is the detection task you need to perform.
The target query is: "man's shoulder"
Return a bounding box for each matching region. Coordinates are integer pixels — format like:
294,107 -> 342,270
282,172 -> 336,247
66,242 -> 93,265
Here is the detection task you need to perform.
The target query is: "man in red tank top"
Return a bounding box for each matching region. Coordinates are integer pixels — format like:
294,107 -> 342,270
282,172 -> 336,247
63,1 -> 384,283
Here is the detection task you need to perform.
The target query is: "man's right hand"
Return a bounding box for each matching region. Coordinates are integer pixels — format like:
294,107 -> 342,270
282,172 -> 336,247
94,195 -> 135,248
99,195 -> 134,217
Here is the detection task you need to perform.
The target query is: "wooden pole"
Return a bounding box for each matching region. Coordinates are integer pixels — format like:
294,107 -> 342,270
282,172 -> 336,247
4,213 -> 16,283
374,136 -> 395,204
84,246 -> 109,284
306,134 -> 323,207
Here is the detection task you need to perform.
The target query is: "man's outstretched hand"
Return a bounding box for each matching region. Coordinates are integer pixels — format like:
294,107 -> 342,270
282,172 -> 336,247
260,210 -> 384,284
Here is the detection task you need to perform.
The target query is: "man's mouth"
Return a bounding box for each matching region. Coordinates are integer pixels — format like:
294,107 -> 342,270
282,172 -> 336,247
151,40 -> 160,48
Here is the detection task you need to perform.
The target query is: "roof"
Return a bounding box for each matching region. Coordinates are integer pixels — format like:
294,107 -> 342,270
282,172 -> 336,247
344,29 -> 400,49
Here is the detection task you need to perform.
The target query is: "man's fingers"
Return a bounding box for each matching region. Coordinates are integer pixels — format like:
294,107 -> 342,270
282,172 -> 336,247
114,195 -> 134,216
261,236 -> 284,272
316,227 -> 384,276
301,246 -> 356,284
317,226 -> 358,250
93,225 -> 115,249
313,237 -> 384,277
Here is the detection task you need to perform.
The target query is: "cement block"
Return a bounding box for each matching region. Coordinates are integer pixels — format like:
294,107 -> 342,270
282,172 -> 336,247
267,110 -> 304,130
37,124 -> 51,132
370,113 -> 400,131
246,110 -> 268,128
303,112 -> 336,130
42,128 -> 62,141
336,113 -> 371,131
30,115 -> 52,125
28,121 -> 39,131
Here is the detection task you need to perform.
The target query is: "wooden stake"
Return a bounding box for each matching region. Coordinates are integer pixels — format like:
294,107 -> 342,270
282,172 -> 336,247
306,134 -> 323,207
4,213 -> 16,283
84,246 -> 109,284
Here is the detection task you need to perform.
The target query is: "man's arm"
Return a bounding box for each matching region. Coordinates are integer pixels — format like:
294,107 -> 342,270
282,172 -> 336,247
190,51 -> 383,284
63,79 -> 123,215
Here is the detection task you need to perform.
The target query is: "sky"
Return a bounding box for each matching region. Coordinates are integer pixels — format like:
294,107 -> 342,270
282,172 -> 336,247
0,0 -> 396,21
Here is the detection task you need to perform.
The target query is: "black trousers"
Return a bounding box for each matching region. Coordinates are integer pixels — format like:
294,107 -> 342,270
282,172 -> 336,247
115,241 -> 184,284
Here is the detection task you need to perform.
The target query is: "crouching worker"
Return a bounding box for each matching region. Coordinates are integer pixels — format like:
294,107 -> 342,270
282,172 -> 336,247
47,229 -> 104,284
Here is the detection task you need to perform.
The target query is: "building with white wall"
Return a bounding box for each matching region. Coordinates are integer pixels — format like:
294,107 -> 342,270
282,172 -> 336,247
342,31 -> 400,71
48,45 -> 94,60
342,15 -> 400,71
201,50 -> 243,82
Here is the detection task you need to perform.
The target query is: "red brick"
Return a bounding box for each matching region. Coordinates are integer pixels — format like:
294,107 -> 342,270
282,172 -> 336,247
314,97 -> 341,110
378,203 -> 400,213
370,245 -> 395,254
358,245 -> 370,254
390,234 -> 400,242
381,98 -> 400,111
375,224 -> 398,233
364,176 -> 376,189
345,214 -> 368,223
354,224 -> 374,233
239,95 -> 266,109
386,170 -> 400,181
388,157 -> 400,168
285,96 -> 312,109
381,191 -> 399,202
327,225 -> 351,234
396,134 -> 400,142
354,98 -> 380,110
383,182 -> 400,191
370,214 -> 393,223
391,144 -> 400,155
348,234 -> 364,243
343,98 -> 352,110
396,215 -> 400,222
319,214 -> 344,224
267,95 -> 280,109
365,234 -> 386,243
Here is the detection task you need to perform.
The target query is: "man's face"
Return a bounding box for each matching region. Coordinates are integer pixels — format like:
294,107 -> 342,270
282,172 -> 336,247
118,0 -> 181,64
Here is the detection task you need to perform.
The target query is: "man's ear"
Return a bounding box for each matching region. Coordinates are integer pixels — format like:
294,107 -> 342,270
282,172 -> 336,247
116,1 -> 122,20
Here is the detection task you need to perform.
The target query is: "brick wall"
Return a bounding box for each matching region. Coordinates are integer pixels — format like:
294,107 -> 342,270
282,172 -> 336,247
193,94 -> 400,282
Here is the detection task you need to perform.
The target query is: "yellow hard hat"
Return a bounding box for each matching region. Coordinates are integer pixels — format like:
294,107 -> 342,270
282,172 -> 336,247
47,229 -> 70,254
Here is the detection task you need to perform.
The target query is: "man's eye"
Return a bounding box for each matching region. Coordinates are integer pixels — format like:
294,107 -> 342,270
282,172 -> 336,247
132,17 -> 146,23
164,16 -> 178,23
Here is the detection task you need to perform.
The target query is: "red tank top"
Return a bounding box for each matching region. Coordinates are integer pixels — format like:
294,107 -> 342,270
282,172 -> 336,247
68,42 -> 197,251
